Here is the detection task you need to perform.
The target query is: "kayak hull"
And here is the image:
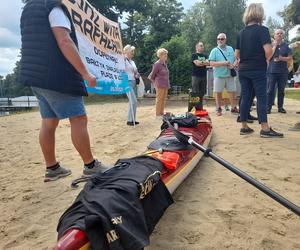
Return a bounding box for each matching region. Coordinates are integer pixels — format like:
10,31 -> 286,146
54,111 -> 212,250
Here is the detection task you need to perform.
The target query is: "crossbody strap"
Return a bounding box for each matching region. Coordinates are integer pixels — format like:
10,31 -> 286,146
217,47 -> 228,61
125,57 -> 138,75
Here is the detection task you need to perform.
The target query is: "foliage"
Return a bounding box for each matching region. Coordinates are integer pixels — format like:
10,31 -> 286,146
0,61 -> 32,98
285,0 -> 300,26
133,0 -> 184,75
285,89 -> 300,101
202,0 -> 246,51
180,2 -> 207,50
265,17 -> 283,38
89,0 -> 150,21
159,36 -> 191,91
284,0 -> 300,70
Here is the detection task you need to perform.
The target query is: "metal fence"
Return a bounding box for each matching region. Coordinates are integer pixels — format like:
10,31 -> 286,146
0,96 -> 38,115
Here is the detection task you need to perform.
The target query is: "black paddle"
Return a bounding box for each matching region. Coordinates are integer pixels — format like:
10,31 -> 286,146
165,118 -> 300,217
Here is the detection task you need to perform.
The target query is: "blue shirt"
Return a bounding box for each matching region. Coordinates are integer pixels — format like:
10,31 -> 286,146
209,46 -> 235,78
268,42 -> 292,74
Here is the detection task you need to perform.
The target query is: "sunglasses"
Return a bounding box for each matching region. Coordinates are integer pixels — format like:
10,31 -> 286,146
217,38 -> 225,41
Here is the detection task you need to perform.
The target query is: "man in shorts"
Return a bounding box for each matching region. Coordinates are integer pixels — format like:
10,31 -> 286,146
209,33 -> 238,116
19,0 -> 106,182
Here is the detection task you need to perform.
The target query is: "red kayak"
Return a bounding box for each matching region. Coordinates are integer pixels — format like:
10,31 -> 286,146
54,110 -> 212,250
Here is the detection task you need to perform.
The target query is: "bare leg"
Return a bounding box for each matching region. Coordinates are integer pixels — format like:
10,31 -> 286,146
215,92 -> 223,109
39,118 -> 59,167
70,115 -> 94,164
261,122 -> 269,131
228,91 -> 237,108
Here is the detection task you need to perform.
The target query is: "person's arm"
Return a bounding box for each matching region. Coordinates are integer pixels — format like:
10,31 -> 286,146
210,60 -> 230,67
209,48 -> 229,67
149,63 -> 159,82
277,55 -> 293,62
193,60 -> 208,66
263,43 -> 273,62
234,49 -> 240,68
51,27 -> 96,87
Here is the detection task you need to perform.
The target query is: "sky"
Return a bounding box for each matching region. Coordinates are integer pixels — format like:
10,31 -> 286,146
0,0 -> 296,77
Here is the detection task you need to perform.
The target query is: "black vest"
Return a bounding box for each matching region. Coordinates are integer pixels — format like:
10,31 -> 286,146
19,0 -> 88,96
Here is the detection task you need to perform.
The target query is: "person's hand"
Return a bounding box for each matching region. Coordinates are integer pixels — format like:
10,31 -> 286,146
224,61 -> 230,66
273,57 -> 280,62
83,72 -> 97,87
278,56 -> 284,62
233,59 -> 240,69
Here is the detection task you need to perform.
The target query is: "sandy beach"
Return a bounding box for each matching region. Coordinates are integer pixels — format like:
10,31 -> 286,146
0,97 -> 299,250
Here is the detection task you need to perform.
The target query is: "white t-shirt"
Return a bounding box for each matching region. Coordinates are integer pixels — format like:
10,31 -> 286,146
125,58 -> 138,81
48,7 -> 71,32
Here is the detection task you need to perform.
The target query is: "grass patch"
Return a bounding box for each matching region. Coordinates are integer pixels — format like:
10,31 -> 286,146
285,89 -> 300,101
84,94 -> 127,105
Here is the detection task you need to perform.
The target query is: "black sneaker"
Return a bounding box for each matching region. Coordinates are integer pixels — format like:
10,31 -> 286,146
127,121 -> 139,126
240,127 -> 254,135
260,127 -> 284,138
278,108 -> 287,114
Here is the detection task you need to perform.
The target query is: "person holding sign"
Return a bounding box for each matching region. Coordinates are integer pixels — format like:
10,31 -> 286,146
19,0 -> 106,182
124,45 -> 140,126
149,48 -> 170,118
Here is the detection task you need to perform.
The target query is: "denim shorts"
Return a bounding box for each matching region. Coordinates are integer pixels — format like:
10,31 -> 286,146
32,87 -> 86,119
213,76 -> 236,93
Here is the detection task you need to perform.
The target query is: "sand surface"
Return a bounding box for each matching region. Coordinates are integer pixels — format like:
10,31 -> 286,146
0,98 -> 299,249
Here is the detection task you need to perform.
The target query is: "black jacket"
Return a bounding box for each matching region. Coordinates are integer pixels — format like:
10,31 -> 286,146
19,0 -> 88,96
57,156 -> 173,250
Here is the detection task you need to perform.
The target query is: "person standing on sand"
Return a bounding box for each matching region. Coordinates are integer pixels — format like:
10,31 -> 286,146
235,3 -> 283,138
289,41 -> 300,131
124,45 -> 140,126
19,0 -> 106,182
149,48 -> 170,118
267,29 -> 292,114
190,41 -> 209,111
209,33 -> 239,116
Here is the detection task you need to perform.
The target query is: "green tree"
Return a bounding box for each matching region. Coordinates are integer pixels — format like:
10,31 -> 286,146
203,0 -> 246,51
89,0 -> 150,21
134,0 -> 184,75
180,2 -> 207,50
1,61 -> 32,97
266,16 -> 283,38
160,36 -> 191,90
122,11 -> 148,47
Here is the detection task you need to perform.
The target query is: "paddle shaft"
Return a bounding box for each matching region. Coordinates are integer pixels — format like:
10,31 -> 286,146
189,138 -> 300,217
